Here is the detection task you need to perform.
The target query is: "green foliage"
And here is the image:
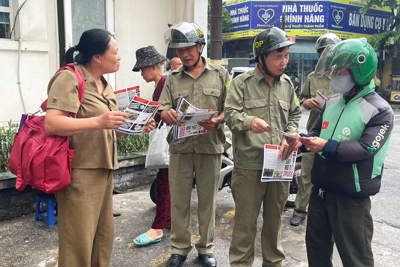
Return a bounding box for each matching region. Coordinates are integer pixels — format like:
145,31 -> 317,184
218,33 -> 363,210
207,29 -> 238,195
0,120 -> 148,172
117,134 -> 149,158
222,6 -> 233,33
365,0 -> 400,55
208,0 -> 233,33
0,122 -> 17,172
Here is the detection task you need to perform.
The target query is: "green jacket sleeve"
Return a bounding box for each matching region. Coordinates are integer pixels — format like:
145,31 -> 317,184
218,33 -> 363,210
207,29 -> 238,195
224,77 -> 255,132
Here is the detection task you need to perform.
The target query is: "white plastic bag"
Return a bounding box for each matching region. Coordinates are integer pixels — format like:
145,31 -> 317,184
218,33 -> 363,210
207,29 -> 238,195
145,123 -> 171,169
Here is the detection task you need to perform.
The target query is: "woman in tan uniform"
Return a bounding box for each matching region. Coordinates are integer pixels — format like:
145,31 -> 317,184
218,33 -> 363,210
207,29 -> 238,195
45,29 -> 127,267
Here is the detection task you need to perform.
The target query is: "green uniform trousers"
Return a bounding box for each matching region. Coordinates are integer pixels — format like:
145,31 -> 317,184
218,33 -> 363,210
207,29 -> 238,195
293,153 -> 314,216
229,167 -> 289,267
55,169 -> 114,267
169,152 -> 221,255
306,189 -> 374,267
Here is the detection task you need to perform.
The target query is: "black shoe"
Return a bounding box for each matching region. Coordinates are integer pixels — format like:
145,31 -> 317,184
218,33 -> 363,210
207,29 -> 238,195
166,254 -> 187,267
290,214 -> 305,226
198,254 -> 217,267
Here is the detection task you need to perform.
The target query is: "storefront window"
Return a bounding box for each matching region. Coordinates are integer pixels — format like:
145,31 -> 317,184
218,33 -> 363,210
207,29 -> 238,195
286,53 -> 318,94
0,0 -> 11,39
71,0 -> 106,44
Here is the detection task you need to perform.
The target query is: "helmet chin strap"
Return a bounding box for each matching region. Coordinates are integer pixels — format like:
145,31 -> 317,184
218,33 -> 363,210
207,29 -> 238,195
258,55 -> 281,81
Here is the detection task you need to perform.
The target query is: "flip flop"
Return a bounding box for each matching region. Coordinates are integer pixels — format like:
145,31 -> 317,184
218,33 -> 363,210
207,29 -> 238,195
132,232 -> 162,247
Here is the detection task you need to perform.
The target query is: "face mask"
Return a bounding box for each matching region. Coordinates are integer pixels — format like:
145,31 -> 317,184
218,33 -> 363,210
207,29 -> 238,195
330,74 -> 355,94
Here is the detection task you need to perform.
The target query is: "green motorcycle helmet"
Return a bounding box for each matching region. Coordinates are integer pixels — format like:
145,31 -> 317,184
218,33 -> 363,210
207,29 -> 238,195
168,22 -> 206,49
325,38 -> 378,86
253,27 -> 294,58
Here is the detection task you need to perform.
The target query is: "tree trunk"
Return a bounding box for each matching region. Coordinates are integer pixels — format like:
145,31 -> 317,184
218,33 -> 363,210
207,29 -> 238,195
210,0 -> 222,59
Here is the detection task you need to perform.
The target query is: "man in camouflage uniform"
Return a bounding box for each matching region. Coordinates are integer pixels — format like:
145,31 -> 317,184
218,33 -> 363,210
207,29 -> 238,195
225,27 -> 302,267
159,22 -> 228,267
290,33 -> 341,227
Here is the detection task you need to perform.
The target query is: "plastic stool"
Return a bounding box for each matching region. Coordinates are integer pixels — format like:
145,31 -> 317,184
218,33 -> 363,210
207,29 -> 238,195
35,193 -> 57,227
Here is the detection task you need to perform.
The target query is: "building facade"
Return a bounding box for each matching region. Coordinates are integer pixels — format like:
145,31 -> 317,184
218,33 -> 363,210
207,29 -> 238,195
222,0 -> 391,88
0,0 -> 207,122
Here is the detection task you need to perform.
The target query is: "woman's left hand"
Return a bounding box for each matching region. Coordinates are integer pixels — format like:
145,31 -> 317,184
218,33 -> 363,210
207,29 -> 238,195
142,119 -> 156,133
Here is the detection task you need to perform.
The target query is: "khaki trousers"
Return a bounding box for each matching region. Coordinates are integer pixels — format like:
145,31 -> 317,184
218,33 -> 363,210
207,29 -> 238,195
293,153 -> 314,216
55,169 -> 114,267
169,153 -> 221,255
229,168 -> 289,267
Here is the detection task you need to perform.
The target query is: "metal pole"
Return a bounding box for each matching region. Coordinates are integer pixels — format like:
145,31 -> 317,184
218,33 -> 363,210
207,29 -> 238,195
210,0 -> 223,59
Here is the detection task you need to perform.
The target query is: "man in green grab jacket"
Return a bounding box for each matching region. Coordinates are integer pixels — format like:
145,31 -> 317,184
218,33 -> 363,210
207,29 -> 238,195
225,27 -> 302,267
302,38 -> 394,267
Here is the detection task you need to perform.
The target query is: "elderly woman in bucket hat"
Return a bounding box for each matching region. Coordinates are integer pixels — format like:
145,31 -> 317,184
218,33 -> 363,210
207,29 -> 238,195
131,46 -> 171,247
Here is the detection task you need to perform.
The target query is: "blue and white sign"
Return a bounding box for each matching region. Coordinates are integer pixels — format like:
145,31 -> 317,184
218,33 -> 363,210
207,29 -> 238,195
223,0 -> 391,40
328,2 -> 390,34
225,1 -> 252,32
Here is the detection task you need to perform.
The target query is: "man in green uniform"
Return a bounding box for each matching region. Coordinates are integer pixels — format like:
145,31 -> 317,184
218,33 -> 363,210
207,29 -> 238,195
159,22 -> 228,267
290,33 -> 341,226
225,27 -> 302,267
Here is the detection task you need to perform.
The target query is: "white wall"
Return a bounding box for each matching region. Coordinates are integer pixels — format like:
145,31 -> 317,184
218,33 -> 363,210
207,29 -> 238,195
114,0 -> 208,100
0,0 -> 208,122
0,0 -> 58,122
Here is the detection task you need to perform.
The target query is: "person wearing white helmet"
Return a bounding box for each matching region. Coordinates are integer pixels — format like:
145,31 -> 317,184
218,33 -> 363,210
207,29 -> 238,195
159,22 -> 229,267
290,32 -> 341,227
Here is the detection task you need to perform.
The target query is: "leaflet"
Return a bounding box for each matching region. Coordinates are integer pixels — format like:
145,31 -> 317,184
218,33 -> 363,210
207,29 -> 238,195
173,97 -> 217,139
261,144 -> 297,182
116,96 -> 160,135
273,127 -> 299,139
114,86 -> 141,110
314,90 -> 327,109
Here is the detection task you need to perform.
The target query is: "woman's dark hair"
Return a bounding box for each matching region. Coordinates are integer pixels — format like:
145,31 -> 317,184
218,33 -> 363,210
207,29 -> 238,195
64,28 -> 113,65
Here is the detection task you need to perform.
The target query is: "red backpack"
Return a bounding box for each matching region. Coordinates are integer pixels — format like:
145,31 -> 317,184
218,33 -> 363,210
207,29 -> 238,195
8,64 -> 86,193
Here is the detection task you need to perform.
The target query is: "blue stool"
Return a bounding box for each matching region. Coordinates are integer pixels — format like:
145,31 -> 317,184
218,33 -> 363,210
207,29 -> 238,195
35,193 -> 57,227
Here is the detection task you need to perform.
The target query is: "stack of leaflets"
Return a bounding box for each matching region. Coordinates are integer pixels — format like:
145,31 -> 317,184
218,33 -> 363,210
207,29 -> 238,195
114,86 -> 141,111
261,144 -> 297,182
173,97 -> 217,139
115,95 -> 160,135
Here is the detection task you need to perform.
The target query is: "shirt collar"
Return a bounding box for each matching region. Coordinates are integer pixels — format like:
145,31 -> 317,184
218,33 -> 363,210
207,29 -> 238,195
78,64 -> 110,91
254,64 -> 284,86
78,64 -> 94,83
181,57 -> 209,78
254,64 -> 265,82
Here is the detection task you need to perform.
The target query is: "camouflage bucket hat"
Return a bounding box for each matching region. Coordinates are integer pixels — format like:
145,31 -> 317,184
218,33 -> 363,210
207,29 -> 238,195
132,46 -> 167,72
